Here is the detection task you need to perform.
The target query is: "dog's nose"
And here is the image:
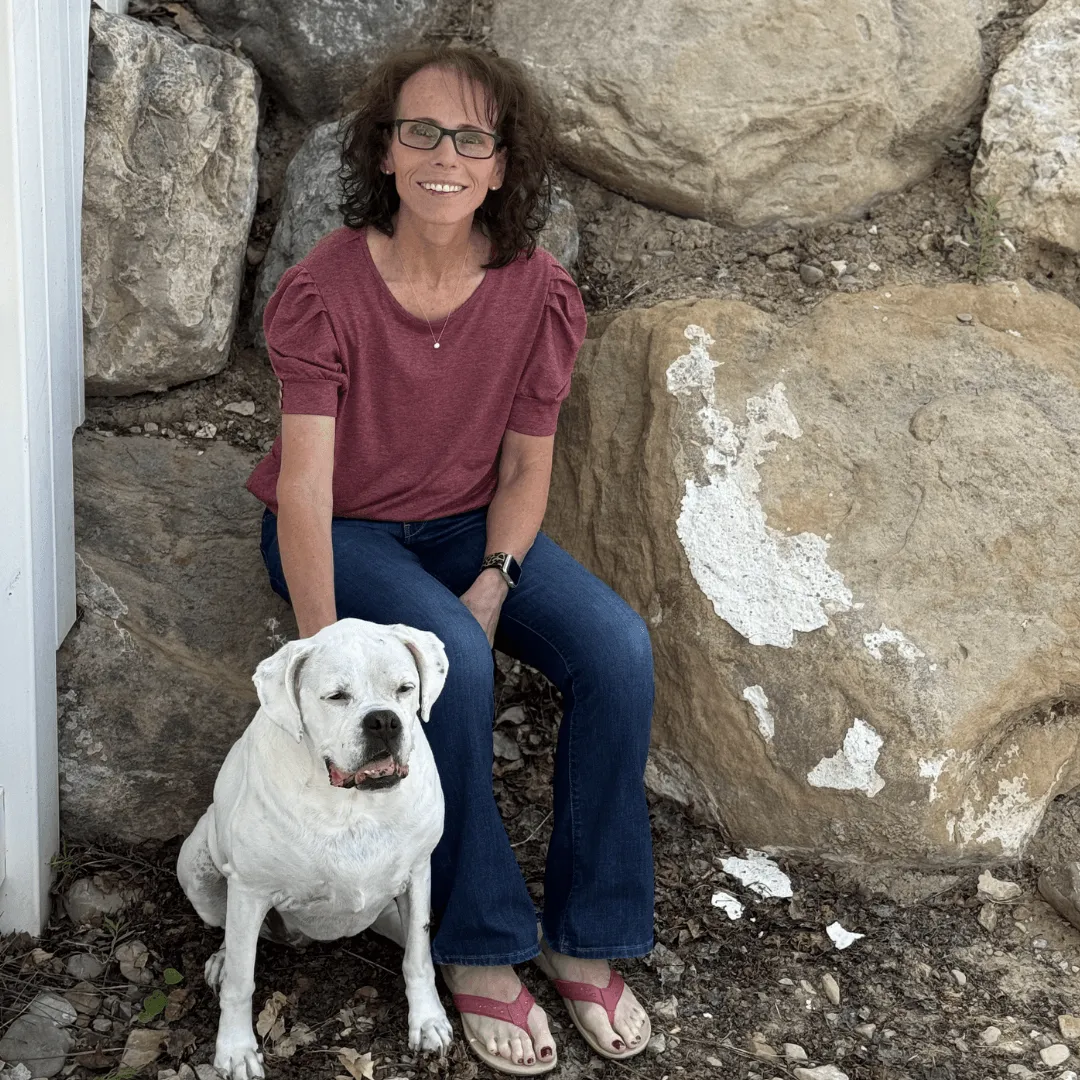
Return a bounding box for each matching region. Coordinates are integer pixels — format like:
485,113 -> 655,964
363,710 -> 401,738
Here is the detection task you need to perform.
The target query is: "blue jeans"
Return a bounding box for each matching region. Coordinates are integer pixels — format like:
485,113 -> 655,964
259,507 -> 655,966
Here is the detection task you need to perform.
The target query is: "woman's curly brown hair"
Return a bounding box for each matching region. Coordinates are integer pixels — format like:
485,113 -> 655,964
338,45 -> 554,270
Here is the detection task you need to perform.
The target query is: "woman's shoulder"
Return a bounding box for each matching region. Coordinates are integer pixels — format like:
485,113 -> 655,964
296,226 -> 369,282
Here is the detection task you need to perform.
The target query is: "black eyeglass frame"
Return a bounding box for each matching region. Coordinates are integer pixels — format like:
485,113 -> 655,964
389,118 -> 504,159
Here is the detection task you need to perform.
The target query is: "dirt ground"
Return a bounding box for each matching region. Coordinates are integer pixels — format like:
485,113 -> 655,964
4,664 -> 1080,1080
15,3 -> 1080,1079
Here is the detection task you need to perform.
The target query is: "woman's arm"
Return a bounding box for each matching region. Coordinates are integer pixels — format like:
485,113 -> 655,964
459,429 -> 554,644
276,413 -> 339,638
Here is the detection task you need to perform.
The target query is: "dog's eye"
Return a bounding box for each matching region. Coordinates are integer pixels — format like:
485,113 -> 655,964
324,690 -> 351,702
396,682 -> 416,697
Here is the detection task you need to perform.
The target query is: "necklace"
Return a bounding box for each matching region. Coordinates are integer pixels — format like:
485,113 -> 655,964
396,242 -> 471,349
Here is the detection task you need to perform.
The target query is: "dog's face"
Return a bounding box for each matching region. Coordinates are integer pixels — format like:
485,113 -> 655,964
253,619 -> 448,793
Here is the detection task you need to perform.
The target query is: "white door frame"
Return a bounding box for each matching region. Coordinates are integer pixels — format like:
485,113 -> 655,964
0,0 -> 89,934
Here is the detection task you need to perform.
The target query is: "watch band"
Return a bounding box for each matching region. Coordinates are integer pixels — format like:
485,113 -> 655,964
481,551 -> 521,588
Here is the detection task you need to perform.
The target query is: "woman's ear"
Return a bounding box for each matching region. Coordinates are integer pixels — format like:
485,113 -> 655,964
490,147 -> 507,191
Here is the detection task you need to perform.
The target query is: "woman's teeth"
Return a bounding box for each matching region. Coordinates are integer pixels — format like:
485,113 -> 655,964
421,183 -> 463,193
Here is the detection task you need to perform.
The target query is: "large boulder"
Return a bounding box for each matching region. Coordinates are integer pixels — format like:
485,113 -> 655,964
191,0 -> 437,122
547,282 -> 1080,863
82,12 -> 259,395
492,0 -> 984,229
58,433 -> 295,842
252,119 -> 580,340
973,0 -> 1080,254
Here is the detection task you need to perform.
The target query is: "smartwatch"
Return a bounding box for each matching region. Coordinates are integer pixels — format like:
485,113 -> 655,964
481,551 -> 521,589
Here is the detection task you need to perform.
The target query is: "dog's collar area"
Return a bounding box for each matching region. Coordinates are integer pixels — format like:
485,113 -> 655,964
325,755 -> 409,790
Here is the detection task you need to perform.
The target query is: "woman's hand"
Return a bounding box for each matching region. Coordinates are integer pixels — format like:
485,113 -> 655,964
459,569 -> 510,646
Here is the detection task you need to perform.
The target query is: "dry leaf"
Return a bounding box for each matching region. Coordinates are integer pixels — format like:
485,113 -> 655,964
335,1046 -> 375,1080
28,947 -> 55,968
271,1021 -> 317,1059
256,991 -> 289,1038
120,1028 -> 168,1070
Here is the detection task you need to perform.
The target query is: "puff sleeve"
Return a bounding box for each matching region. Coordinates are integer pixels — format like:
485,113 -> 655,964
263,265 -> 348,416
506,262 -> 587,436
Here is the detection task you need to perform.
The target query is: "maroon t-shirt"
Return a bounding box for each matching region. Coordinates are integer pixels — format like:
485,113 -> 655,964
246,227 -> 588,521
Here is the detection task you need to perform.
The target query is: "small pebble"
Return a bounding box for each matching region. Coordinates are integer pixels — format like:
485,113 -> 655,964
978,870 -> 1022,903
978,903 -> 999,931
867,261 -> 881,272
951,968 -> 967,986
821,972 -> 840,1006
981,1026 -> 1002,1046
793,1066 -> 849,1080
829,260 -> 847,276
1042,1045 -> 1072,1067
653,996 -> 678,1021
143,421 -> 159,433
956,312 -> 974,324
1059,1015 -> 1080,1040
855,1023 -> 876,1040
223,400 -> 256,417
647,1033 -> 667,1054
65,953 -> 105,981
783,1043 -> 808,1062
92,1017 -> 112,1033
799,264 -> 825,285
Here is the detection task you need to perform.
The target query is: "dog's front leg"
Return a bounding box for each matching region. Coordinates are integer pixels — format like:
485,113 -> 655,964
213,880 -> 270,1080
397,860 -> 453,1053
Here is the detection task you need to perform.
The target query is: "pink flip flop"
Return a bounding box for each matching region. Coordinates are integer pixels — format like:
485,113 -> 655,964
451,983 -> 557,1076
535,957 -> 651,1061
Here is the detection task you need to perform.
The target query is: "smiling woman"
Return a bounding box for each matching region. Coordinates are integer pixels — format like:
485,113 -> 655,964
243,42 -> 656,1078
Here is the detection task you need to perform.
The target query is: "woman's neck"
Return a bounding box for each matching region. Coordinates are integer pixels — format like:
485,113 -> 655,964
388,209 -> 477,289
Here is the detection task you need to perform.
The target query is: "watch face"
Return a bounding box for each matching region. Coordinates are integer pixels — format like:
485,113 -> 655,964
504,555 -> 521,587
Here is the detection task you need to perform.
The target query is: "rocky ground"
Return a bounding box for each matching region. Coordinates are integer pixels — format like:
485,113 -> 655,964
4,662 -> 1080,1080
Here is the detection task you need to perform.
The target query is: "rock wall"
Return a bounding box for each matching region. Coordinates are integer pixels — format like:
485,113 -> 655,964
58,434 -> 295,842
974,0 -> 1080,254
82,12 -> 259,395
546,282 -> 1080,863
492,0 -> 985,228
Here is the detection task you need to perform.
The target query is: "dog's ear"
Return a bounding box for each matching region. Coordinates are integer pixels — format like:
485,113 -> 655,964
253,640 -> 315,742
387,626 -> 448,723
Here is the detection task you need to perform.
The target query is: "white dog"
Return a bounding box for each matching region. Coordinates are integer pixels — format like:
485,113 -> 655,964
177,618 -> 454,1080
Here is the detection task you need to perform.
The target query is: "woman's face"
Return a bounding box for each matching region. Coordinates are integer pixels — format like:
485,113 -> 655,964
383,66 -> 507,232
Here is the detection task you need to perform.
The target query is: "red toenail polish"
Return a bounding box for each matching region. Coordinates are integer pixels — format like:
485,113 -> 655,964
528,1059 -> 535,1065
613,1040 -> 625,1050
541,1047 -> 553,1059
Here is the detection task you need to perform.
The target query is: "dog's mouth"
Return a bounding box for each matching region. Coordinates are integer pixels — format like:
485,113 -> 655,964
326,755 -> 408,790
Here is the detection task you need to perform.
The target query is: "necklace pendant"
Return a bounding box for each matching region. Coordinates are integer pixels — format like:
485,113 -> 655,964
433,341 -> 440,349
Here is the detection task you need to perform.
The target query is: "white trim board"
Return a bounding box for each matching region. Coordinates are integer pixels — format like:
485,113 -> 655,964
0,0 -> 88,934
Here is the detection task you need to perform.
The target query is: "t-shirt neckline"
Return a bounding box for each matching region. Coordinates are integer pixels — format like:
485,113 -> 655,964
359,225 -> 492,333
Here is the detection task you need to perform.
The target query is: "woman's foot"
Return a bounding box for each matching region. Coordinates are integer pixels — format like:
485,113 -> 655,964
441,964 -> 557,1069
535,941 -> 650,1056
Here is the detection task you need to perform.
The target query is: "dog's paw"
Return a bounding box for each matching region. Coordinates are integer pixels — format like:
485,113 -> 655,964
408,1005 -> 454,1053
213,1035 -> 265,1080
204,948 -> 226,994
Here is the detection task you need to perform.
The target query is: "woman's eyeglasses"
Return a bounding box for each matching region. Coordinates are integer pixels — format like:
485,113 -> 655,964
391,119 -> 502,160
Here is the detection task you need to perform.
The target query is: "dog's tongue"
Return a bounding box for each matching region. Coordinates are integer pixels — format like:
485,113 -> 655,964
328,757 -> 401,787
356,756 -> 397,780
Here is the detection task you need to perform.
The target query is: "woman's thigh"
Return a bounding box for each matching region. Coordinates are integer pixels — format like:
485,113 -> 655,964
497,532 -> 654,719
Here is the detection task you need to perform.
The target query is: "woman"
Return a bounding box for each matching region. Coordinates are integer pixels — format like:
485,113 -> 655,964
246,44 -> 654,1076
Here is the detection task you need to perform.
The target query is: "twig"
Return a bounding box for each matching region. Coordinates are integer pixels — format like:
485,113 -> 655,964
338,948 -> 397,977
512,812 -> 552,849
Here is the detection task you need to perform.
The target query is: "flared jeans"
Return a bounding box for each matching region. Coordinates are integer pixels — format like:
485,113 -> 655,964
260,506 -> 655,966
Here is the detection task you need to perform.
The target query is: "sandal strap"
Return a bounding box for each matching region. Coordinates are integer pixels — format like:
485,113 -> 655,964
552,969 -> 625,1026
453,983 -> 536,1038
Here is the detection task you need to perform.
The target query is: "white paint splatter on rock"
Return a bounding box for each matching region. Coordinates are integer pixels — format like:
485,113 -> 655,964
667,325 -> 852,647
742,685 -> 775,741
807,718 -> 886,797
864,624 -> 925,662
